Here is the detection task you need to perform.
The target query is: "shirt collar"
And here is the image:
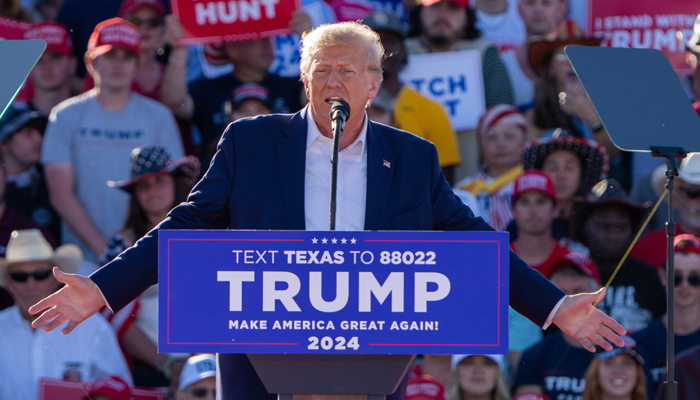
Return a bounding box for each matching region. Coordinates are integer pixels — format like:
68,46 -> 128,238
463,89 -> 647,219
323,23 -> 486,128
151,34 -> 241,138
305,105 -> 368,161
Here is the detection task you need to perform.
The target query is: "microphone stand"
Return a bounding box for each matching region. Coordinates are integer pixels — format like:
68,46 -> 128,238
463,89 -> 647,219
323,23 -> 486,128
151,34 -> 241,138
330,115 -> 346,231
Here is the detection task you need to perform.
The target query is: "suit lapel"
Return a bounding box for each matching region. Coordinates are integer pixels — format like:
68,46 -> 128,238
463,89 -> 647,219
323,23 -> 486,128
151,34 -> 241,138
277,108 -> 308,230
364,121 -> 395,230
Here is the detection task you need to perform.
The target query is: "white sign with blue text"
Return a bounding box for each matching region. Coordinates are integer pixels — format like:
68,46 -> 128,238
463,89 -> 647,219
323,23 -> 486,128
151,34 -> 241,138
158,230 -> 508,355
400,50 -> 485,131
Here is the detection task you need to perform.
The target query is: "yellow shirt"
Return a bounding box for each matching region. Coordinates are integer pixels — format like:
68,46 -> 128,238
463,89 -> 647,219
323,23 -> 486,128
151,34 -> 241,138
393,86 -> 461,167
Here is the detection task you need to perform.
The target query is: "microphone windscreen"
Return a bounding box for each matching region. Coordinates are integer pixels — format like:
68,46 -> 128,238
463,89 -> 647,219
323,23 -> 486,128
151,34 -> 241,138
330,100 -> 350,121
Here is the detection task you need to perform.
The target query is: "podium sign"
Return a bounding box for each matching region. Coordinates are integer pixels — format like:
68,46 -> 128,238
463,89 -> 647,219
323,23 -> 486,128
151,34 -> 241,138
159,230 -> 508,355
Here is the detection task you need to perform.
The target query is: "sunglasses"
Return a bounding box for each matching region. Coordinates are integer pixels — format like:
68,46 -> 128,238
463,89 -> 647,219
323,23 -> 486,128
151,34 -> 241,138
675,274 -> 700,287
8,269 -> 53,283
679,186 -> 700,199
189,388 -> 216,398
126,17 -> 162,28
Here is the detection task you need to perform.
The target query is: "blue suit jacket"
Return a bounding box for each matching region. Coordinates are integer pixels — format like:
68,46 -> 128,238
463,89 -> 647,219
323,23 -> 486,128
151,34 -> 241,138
91,108 -> 565,398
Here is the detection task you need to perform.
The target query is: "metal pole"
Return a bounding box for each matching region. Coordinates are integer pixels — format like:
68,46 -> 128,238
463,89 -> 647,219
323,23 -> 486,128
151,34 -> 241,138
329,119 -> 343,231
664,158 -> 678,400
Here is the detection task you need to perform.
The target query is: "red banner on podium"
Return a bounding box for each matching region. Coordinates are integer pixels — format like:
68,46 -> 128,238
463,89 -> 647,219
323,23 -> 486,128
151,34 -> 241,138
38,378 -> 166,400
587,0 -> 698,75
0,16 -> 31,40
171,0 -> 300,45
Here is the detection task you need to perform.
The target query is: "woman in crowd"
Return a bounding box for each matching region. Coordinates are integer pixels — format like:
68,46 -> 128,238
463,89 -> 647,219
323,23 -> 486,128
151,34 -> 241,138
582,337 -> 648,400
526,19 -> 631,189
526,20 -> 602,142
517,136 -> 608,246
450,355 -> 510,400
454,105 -> 527,231
100,146 -> 198,388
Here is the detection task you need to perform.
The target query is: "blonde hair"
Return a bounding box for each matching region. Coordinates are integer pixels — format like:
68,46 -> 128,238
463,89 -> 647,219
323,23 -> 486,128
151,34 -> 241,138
449,358 -> 511,400
299,21 -> 384,81
582,357 -> 648,400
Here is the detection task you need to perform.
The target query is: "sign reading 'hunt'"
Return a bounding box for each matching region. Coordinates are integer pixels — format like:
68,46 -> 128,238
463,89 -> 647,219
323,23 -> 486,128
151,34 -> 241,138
171,0 -> 300,45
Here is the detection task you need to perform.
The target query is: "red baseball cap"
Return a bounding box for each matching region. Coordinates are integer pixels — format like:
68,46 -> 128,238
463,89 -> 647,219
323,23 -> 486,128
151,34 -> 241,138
118,0 -> 166,18
674,234 -> 700,258
512,170 -> 556,203
85,376 -> 132,400
421,0 -> 469,8
87,18 -> 141,59
513,394 -> 552,400
24,22 -> 72,57
405,375 -> 446,400
547,252 -> 601,285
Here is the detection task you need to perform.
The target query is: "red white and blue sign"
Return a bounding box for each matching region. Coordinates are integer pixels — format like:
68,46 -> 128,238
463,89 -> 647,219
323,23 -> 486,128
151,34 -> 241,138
158,230 -> 509,354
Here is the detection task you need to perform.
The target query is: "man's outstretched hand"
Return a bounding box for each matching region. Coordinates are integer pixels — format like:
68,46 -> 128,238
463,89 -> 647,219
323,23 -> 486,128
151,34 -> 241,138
553,287 -> 627,352
28,267 -> 106,335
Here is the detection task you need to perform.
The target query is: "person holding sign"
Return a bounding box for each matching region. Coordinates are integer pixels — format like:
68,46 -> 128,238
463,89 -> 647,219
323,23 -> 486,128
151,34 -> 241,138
30,21 -> 626,400
406,0 -> 514,180
362,11 -> 461,185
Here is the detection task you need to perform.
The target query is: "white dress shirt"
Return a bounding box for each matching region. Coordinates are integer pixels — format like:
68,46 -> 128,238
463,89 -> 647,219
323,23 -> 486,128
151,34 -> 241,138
0,305 -> 132,400
304,109 -> 368,231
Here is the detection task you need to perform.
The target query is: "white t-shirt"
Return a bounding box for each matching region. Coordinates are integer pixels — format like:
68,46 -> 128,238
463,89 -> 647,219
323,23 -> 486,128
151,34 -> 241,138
0,306 -> 132,400
475,0 -> 526,53
41,91 -> 185,262
501,49 -> 535,108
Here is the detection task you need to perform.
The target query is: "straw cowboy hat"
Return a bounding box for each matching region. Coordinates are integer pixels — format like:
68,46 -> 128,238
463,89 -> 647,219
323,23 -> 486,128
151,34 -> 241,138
0,229 -> 82,286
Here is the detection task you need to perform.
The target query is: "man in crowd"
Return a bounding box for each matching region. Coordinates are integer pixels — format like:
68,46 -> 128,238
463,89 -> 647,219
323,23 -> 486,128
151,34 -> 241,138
510,170 -> 568,277
474,0 -> 526,53
500,0 -> 566,109
572,180 -> 666,332
406,0 -> 513,178
168,37 -> 305,165
30,22 -> 626,400
633,154 -> 700,267
22,22 -> 77,115
0,106 -> 61,242
685,13 -> 700,114
363,11 -> 461,184
513,252 -> 601,399
633,234 -> 700,393
176,354 -> 217,400
0,229 -> 130,400
41,18 -> 184,262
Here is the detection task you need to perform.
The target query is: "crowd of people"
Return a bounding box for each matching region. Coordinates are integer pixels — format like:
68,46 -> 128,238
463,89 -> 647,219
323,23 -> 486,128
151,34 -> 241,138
1,0 -> 700,398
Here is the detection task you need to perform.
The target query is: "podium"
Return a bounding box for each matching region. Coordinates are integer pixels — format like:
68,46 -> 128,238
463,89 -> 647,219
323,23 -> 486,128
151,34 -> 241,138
158,230 -> 509,399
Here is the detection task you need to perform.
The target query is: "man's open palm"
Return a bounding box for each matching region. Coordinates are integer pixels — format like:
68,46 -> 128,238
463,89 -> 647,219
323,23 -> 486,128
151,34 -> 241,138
28,267 -> 106,335
553,287 -> 627,352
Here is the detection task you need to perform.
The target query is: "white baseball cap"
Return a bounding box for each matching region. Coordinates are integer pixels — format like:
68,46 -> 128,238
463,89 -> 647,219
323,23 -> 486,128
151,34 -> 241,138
451,354 -> 505,371
178,354 -> 217,390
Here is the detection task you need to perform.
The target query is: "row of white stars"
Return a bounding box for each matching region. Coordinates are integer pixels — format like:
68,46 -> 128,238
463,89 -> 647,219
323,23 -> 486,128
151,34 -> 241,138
311,237 -> 357,244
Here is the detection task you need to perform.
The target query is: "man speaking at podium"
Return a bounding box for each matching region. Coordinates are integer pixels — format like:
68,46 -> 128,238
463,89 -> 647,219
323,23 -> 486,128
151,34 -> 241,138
29,22 -> 625,400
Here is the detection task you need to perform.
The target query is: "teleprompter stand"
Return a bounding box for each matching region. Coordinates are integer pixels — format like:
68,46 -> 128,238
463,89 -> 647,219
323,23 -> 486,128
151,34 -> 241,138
566,46 -> 700,400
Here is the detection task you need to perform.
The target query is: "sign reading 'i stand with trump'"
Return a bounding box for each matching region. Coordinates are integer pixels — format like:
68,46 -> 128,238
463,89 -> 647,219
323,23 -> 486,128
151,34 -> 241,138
171,0 -> 300,45
158,230 -> 509,355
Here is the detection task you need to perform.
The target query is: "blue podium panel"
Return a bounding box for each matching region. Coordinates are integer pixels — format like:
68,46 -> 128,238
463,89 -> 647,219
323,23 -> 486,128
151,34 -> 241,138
158,230 -> 509,355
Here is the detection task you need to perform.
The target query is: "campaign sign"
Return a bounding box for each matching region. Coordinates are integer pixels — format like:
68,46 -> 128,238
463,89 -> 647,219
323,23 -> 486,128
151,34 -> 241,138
159,230 -> 508,355
0,16 -> 31,40
587,0 -> 698,75
400,50 -> 485,131
171,0 -> 300,45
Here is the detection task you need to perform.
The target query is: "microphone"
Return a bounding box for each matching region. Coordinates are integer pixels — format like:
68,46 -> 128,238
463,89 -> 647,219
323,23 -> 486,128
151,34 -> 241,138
330,100 -> 350,127
329,100 -> 349,231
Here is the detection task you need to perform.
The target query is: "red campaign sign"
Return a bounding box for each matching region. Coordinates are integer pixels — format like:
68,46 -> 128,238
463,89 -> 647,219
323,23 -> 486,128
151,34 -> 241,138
0,16 -> 31,40
171,0 -> 300,45
38,378 -> 167,400
587,0 -> 699,75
